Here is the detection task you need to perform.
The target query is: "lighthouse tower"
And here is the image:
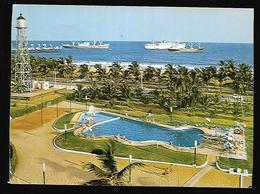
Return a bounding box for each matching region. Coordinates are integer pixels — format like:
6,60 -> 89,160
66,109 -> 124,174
15,13 -> 32,92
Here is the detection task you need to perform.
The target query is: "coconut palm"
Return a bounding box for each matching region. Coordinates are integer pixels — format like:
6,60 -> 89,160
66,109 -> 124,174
73,84 -> 86,101
79,64 -> 91,80
120,81 -> 132,100
65,55 -> 73,65
154,68 -> 164,84
128,61 -> 141,82
198,95 -> 212,112
232,63 -> 253,95
102,80 -> 118,100
143,66 -> 155,82
86,83 -> 102,100
109,62 -> 123,82
200,66 -> 217,87
164,64 -> 176,81
172,66 -> 192,93
95,64 -> 108,82
11,78 -> 26,93
84,142 -> 144,186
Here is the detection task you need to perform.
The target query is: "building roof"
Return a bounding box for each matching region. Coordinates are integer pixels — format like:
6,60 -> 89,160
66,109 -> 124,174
17,13 -> 25,20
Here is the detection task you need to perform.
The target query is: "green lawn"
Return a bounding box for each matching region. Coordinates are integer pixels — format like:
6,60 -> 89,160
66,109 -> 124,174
54,112 -> 76,129
55,132 -> 207,166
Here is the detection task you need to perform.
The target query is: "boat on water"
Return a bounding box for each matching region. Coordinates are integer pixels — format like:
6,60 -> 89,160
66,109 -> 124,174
63,41 -> 110,49
168,42 -> 204,52
144,40 -> 186,50
11,43 -> 62,53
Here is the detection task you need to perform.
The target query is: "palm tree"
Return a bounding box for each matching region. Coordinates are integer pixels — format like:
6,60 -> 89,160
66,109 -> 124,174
65,55 -> 73,65
200,66 -> 217,87
11,78 -> 26,93
154,68 -> 164,85
86,83 -> 102,100
143,66 -> 155,82
128,61 -> 141,83
79,64 -> 91,80
164,64 -> 175,81
95,64 -> 108,82
102,80 -> 118,100
172,66 -> 192,93
84,142 -> 144,186
109,62 -> 122,82
198,95 -> 212,113
120,81 -> 132,100
73,84 -> 86,101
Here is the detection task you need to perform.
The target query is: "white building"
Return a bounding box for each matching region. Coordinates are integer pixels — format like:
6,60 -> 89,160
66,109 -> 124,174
32,81 -> 50,90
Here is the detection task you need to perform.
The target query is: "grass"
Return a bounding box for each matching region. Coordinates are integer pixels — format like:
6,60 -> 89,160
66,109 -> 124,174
55,132 -> 207,166
54,112 -> 76,129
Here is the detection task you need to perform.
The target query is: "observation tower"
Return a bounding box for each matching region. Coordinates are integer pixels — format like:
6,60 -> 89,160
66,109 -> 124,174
14,13 -> 32,92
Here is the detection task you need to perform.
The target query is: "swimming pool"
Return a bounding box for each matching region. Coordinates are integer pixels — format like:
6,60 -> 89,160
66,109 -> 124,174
81,112 -> 204,147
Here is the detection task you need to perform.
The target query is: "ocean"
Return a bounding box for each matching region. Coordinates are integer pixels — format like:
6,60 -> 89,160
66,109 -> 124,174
15,41 -> 254,69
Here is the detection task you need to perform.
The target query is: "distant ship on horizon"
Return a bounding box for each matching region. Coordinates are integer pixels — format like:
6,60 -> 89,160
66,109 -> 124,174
63,41 -> 110,49
144,40 -> 186,50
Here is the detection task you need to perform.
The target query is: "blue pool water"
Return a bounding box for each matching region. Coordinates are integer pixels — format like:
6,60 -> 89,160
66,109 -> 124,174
81,112 -> 204,147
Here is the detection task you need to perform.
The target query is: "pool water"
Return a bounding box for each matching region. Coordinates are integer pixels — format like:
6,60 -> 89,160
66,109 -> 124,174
81,112 -> 204,147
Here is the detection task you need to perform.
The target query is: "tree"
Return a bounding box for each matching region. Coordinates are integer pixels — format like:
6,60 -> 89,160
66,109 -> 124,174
79,64 -> 91,80
95,64 -> 108,82
11,78 -> 26,93
128,61 -> 141,83
143,66 -> 155,82
200,66 -> 217,87
83,142 -> 144,186
109,62 -> 122,82
198,95 -> 212,113
86,83 -> 102,100
120,81 -> 132,100
65,55 -> 73,65
73,84 -> 86,101
164,64 -> 176,82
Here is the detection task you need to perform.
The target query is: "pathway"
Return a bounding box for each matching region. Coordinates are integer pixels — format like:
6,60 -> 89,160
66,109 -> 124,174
183,165 -> 213,187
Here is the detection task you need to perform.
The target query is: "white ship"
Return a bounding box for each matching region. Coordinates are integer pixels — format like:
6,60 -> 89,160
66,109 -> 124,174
144,40 -> 186,50
11,43 -> 62,53
63,41 -> 110,49
168,42 -> 204,52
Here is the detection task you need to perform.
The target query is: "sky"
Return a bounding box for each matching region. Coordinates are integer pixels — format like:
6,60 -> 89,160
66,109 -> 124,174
12,5 -> 254,43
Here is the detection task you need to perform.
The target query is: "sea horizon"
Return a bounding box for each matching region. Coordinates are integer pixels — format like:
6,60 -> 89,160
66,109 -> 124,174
11,41 -> 254,68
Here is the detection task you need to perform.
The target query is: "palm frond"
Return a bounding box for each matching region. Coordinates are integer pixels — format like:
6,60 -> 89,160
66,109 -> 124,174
83,163 -> 108,178
117,162 -> 145,179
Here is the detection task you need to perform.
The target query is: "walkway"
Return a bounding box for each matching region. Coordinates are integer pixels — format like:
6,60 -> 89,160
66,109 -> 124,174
183,166 -> 213,187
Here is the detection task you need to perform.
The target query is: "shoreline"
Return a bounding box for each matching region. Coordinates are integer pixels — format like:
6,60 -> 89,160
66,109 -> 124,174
72,61 -> 215,70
